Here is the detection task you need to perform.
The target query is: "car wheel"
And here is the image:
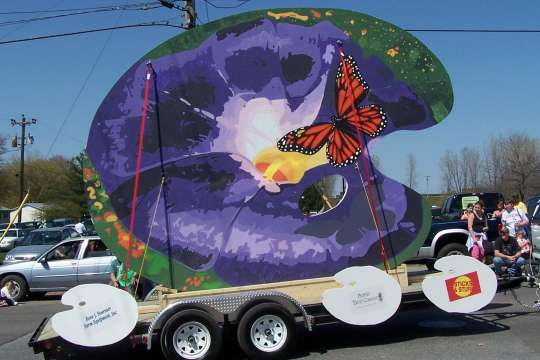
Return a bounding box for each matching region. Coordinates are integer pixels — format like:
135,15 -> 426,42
160,309 -> 222,360
237,303 -> 296,359
437,243 -> 469,258
1,274 -> 28,302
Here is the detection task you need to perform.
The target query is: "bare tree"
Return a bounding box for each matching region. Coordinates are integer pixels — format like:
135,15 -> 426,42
0,134 -> 6,161
440,150 -> 464,193
501,133 -> 540,199
482,135 -> 505,191
462,147 -> 482,190
405,153 -> 418,190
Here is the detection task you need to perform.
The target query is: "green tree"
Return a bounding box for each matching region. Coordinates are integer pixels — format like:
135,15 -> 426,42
0,152 -> 87,220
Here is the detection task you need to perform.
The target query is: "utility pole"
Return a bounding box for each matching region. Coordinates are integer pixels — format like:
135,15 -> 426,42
10,115 -> 37,225
425,175 -> 431,196
159,0 -> 196,29
184,0 -> 196,29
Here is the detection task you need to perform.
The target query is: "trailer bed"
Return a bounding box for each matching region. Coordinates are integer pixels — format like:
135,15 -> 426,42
29,266 -> 523,356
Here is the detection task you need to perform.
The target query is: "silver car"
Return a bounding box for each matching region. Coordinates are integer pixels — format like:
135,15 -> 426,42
3,227 -> 80,265
0,228 -> 29,251
0,237 -> 117,301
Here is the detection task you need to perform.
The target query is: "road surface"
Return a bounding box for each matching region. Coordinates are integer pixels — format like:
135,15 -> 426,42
1,285 -> 539,359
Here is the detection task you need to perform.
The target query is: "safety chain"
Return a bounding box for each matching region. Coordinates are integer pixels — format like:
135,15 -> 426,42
509,287 -> 540,311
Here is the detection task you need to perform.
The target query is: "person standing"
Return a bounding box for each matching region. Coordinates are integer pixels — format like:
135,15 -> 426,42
467,201 -> 488,262
502,199 -> 529,237
493,227 -> 526,276
512,195 -> 528,215
110,259 -> 136,295
74,221 -> 86,235
491,200 -> 505,219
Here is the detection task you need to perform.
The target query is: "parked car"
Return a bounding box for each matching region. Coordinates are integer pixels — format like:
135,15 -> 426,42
18,221 -> 42,231
0,237 -> 116,301
410,192 -> 503,267
42,218 -> 75,228
433,192 -> 504,222
3,227 -> 81,265
0,228 -> 30,251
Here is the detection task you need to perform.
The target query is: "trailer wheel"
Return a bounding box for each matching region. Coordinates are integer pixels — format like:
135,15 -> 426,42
160,309 -> 222,360
237,303 -> 296,359
0,274 -> 27,302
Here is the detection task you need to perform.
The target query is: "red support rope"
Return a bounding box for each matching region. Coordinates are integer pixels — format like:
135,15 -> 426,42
125,62 -> 153,279
337,45 -> 390,272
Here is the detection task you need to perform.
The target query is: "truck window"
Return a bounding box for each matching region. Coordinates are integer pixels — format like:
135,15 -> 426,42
461,195 -> 479,209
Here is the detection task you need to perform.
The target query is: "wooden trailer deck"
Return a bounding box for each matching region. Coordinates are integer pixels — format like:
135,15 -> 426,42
34,265 -> 434,344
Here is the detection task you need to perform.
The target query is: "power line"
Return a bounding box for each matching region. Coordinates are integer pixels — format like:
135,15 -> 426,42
0,6 -> 162,28
204,0 -> 211,22
0,0 -> 65,41
0,21 -> 183,45
45,10 -> 128,157
201,0 -> 251,9
0,2 -> 162,15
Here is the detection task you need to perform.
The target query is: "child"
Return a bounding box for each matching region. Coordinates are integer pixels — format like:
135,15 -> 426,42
0,281 -> 17,306
516,230 -> 531,258
470,233 -> 487,263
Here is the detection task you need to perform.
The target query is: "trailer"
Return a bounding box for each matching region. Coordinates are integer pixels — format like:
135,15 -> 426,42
28,265 -> 522,360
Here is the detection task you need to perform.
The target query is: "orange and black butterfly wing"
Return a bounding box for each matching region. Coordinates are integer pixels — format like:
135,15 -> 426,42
277,123 -> 334,155
326,128 -> 362,167
342,104 -> 387,137
335,52 -> 369,119
336,47 -> 387,137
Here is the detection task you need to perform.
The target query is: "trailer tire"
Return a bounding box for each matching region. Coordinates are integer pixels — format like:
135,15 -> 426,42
237,303 -> 296,359
437,243 -> 469,258
160,309 -> 222,360
0,274 -> 27,302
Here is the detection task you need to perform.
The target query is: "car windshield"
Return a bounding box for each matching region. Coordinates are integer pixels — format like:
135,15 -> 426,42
21,231 -> 63,246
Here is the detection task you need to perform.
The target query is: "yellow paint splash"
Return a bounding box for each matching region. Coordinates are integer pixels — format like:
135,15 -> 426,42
267,11 -> 308,21
387,47 -> 399,57
254,147 -> 327,184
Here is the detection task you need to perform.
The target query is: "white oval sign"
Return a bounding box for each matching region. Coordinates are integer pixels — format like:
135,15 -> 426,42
51,284 -> 138,347
322,266 -> 402,325
422,255 -> 497,313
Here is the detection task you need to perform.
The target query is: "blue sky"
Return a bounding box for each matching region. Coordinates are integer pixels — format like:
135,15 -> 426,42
1,0 -> 539,193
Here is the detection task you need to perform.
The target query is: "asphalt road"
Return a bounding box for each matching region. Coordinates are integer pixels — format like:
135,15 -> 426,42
1,286 -> 540,360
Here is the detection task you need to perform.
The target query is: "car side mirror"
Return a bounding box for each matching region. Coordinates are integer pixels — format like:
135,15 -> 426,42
38,257 -> 47,264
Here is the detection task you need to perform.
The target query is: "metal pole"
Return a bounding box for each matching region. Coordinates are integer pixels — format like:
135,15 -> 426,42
18,115 -> 26,225
184,0 -> 196,29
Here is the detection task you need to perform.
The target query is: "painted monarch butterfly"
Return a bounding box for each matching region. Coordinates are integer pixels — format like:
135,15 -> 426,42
277,42 -> 387,167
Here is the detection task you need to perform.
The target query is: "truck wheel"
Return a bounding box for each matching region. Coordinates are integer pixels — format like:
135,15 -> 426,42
437,243 -> 469,258
237,303 -> 296,359
160,309 -> 222,360
0,274 -> 27,302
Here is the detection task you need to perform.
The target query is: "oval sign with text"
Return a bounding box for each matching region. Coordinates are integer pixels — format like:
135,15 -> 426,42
322,266 -> 402,325
422,255 -> 497,313
51,284 -> 138,347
